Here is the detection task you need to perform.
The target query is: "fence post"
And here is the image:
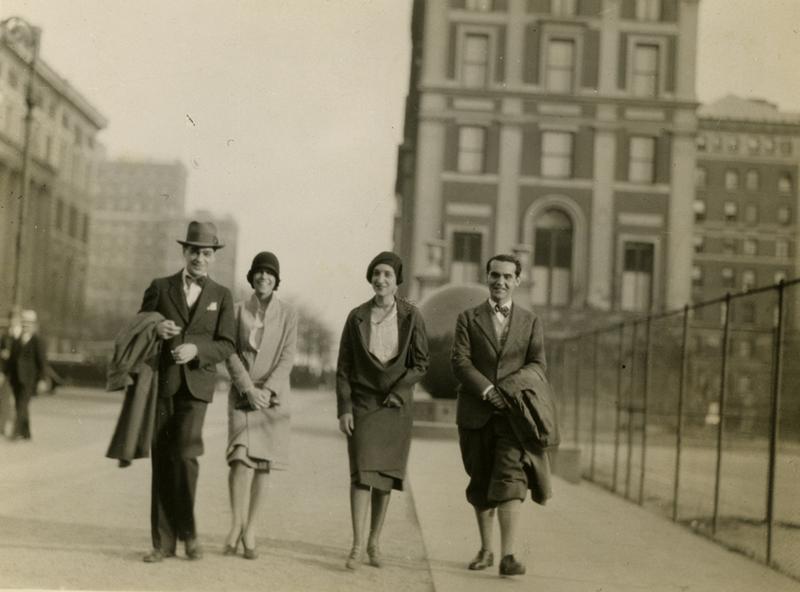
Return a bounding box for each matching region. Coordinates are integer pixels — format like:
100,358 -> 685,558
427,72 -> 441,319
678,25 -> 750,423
574,338 -> 581,447
673,305 -> 690,522
625,321 -> 639,500
766,281 -> 786,565
638,316 -> 652,505
590,330 -> 599,482
712,293 -> 732,536
612,323 -> 625,493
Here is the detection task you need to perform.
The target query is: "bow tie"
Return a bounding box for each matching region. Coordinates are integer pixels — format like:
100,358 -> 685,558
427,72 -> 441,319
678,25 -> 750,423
186,275 -> 206,287
494,303 -> 510,317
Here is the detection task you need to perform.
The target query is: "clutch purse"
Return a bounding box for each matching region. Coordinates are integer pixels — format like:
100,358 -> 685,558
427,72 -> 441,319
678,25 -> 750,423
234,391 -> 256,412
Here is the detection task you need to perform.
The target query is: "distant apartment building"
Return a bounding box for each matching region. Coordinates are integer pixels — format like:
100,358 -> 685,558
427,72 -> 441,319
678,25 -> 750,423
395,0 -> 700,333
0,37 -> 107,350
85,159 -> 188,336
692,95 -> 800,325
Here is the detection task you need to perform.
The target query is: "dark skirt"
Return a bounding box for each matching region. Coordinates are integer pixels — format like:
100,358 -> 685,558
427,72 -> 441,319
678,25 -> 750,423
348,401 -> 412,492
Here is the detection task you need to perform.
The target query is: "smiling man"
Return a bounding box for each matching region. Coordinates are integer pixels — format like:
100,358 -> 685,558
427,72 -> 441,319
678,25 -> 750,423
138,221 -> 236,563
451,254 -> 550,578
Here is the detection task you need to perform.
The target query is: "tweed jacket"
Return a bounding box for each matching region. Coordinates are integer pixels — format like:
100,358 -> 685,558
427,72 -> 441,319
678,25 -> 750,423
451,300 -> 547,429
225,295 -> 298,468
139,271 -> 236,402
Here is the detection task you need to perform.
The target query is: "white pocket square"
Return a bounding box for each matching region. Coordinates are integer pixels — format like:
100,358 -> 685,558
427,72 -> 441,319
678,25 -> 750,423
206,302 -> 218,311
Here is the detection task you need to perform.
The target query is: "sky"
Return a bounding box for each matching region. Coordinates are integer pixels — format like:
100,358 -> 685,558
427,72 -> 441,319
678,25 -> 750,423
3,0 -> 800,331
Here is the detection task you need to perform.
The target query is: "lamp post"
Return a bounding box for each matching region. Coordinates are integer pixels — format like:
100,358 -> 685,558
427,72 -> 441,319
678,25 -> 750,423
0,16 -> 41,309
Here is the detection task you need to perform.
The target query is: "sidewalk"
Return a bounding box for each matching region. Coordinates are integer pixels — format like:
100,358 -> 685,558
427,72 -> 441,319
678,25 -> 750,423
407,435 -> 800,592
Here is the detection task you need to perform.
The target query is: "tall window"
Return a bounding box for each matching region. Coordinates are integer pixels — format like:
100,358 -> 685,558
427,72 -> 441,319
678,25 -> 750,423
635,0 -> 661,21
721,267 -> 735,288
693,235 -> 705,254
778,205 -> 792,225
541,131 -> 573,178
745,170 -> 760,191
545,38 -> 576,93
744,204 -> 758,224
451,231 -> 483,283
775,238 -> 790,258
532,209 -> 573,306
632,43 -> 659,97
725,169 -> 740,191
742,238 -> 757,256
692,265 -> 703,287
723,201 -> 738,223
693,199 -> 706,223
457,126 -> 486,173
695,167 -> 707,189
552,0 -> 577,15
742,270 -> 756,292
629,136 -> 656,183
621,241 -> 654,312
462,34 -> 490,88
778,172 -> 793,193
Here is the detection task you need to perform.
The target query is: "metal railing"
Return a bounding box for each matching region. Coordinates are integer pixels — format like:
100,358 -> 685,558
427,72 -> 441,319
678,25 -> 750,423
550,280 -> 800,580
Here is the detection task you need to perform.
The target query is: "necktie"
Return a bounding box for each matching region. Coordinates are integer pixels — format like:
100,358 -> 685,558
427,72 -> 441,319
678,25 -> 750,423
495,304 -> 510,318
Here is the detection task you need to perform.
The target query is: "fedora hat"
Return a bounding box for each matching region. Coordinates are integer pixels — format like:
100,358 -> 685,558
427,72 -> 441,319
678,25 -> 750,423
177,221 -> 224,249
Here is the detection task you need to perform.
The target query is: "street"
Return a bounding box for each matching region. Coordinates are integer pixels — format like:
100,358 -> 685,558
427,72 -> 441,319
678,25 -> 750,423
0,387 -> 432,592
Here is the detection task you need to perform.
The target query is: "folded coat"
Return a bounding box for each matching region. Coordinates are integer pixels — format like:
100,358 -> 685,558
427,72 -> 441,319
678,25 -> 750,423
105,312 -> 164,466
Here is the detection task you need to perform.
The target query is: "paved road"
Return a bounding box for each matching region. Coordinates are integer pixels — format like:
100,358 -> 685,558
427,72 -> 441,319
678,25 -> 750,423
0,387 -> 432,592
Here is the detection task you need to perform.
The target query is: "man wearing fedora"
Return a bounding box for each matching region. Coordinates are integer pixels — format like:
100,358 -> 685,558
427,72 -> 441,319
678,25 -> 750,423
139,221 -> 236,563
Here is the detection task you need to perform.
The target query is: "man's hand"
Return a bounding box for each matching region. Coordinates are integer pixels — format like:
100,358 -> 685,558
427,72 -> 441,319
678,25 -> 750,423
171,343 -> 198,365
383,392 -> 403,408
156,319 -> 182,340
246,388 -> 271,410
338,413 -> 354,436
486,387 -> 508,410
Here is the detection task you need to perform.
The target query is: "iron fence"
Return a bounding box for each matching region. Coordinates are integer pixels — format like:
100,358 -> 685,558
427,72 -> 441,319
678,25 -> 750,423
550,280 -> 800,579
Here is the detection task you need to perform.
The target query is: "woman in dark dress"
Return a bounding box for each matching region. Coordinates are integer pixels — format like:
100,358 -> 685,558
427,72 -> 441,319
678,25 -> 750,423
336,251 -> 429,570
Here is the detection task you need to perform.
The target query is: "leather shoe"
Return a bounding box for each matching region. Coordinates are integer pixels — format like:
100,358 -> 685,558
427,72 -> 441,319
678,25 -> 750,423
185,538 -> 203,560
242,540 -> 258,560
468,548 -> 494,570
499,554 -> 526,576
143,549 -> 174,563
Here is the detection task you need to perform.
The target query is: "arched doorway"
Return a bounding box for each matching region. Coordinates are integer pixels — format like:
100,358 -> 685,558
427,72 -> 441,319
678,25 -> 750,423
531,208 -> 573,306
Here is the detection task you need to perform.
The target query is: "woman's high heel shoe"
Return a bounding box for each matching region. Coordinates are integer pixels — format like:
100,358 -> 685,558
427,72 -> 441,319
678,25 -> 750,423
222,532 -> 241,556
242,535 -> 258,560
367,544 -> 382,568
345,546 -> 362,570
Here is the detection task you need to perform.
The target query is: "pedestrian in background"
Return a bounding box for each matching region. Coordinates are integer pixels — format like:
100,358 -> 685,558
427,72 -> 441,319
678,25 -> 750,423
451,254 -> 552,577
223,251 -> 297,559
139,221 -> 236,563
0,309 -> 23,438
336,251 -> 429,570
7,309 -> 47,441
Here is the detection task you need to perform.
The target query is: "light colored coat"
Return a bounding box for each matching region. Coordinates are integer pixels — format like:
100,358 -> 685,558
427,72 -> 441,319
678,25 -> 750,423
225,294 -> 298,469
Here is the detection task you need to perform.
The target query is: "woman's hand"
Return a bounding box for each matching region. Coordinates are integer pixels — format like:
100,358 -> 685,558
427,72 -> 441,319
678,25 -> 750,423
247,388 -> 271,410
338,413 -> 354,436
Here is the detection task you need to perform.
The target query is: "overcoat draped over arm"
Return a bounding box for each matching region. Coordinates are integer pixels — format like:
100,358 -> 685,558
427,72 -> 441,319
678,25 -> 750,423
225,295 -> 298,469
336,298 -> 429,482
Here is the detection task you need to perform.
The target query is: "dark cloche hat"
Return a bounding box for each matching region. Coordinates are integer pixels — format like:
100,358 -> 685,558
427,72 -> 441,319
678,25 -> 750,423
247,251 -> 281,289
177,221 -> 224,249
366,251 -> 403,285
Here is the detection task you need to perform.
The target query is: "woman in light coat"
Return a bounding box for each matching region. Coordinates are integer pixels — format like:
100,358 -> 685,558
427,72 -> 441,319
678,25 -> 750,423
224,252 -> 297,559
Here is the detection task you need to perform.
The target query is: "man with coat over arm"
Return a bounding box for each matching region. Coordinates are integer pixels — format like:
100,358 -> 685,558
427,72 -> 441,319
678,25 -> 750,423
451,254 -> 551,578
140,221 -> 236,563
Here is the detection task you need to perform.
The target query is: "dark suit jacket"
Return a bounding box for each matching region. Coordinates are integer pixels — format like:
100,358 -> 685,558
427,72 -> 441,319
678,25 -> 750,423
336,298 -> 429,418
7,333 -> 47,388
139,271 -> 236,402
451,301 -> 547,429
